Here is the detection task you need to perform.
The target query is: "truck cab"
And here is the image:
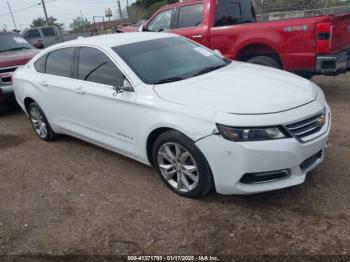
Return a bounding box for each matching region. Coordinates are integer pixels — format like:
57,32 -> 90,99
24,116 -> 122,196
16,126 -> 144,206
22,26 -> 63,49
0,32 -> 39,112
142,0 -> 350,77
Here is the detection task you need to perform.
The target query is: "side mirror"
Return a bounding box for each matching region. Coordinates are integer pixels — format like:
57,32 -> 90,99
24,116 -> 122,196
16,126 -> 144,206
138,24 -> 146,32
214,49 -> 223,57
113,78 -> 133,96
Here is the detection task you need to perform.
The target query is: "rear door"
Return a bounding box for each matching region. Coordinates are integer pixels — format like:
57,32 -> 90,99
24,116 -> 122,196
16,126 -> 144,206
209,0 -> 256,57
171,3 -> 209,46
35,47 -> 79,129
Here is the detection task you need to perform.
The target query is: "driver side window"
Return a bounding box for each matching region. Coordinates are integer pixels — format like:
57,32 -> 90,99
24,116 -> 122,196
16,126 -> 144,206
148,9 -> 174,32
78,47 -> 125,87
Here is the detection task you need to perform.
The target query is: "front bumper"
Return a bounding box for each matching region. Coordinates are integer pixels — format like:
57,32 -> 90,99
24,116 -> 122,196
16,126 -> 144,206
196,108 -> 331,195
316,49 -> 350,75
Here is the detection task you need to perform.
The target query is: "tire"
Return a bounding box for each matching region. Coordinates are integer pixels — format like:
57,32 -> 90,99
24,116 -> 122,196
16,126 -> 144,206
28,102 -> 57,141
246,56 -> 281,69
152,130 -> 214,198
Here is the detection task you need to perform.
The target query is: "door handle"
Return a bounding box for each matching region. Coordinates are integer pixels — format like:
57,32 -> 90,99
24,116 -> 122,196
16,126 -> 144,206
75,86 -> 85,95
38,80 -> 48,87
192,35 -> 203,39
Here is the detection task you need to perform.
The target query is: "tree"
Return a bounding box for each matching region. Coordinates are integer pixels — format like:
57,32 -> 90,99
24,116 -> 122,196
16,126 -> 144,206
31,16 -> 64,30
70,17 -> 91,33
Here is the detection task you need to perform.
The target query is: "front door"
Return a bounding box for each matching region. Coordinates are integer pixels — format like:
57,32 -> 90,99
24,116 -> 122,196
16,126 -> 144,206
73,47 -> 138,156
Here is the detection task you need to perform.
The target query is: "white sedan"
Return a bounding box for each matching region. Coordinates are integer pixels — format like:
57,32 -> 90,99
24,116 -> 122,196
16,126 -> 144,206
13,33 -> 331,198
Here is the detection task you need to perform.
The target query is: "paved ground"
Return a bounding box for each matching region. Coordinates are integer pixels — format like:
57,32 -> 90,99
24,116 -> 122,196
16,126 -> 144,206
0,74 -> 349,257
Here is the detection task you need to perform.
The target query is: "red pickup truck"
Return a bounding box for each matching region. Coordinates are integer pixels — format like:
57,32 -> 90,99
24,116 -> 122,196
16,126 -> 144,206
140,0 -> 350,78
0,32 -> 38,112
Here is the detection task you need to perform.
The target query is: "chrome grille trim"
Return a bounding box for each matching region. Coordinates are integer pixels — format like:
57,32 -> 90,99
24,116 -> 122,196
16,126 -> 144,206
0,66 -> 18,86
0,65 -> 19,73
285,109 -> 326,142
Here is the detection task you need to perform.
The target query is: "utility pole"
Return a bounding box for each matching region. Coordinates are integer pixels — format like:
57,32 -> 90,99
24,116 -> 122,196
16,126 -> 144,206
126,0 -> 129,21
117,0 -> 123,23
41,0 -> 49,24
80,9 -> 85,32
6,1 -> 17,31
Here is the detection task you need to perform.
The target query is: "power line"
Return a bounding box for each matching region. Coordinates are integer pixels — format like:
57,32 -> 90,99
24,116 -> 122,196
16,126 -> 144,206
0,0 -> 56,18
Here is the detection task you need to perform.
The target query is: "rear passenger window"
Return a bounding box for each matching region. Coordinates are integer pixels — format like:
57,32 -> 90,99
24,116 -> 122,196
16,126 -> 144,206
214,0 -> 255,27
78,47 -> 124,87
177,4 -> 204,29
46,48 -> 76,78
34,55 -> 47,73
42,27 -> 56,37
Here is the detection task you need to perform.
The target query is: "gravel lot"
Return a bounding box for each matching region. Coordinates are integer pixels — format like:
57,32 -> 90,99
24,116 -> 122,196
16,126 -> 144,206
0,74 -> 349,257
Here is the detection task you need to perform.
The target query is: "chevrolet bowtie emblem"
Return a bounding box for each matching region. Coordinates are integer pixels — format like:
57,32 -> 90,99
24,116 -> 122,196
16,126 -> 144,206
317,115 -> 326,127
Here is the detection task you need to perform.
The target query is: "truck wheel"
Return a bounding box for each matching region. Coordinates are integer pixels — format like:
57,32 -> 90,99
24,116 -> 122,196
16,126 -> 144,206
246,56 -> 281,69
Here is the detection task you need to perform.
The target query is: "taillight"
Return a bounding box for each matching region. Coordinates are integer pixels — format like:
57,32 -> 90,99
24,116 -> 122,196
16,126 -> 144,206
316,22 -> 332,54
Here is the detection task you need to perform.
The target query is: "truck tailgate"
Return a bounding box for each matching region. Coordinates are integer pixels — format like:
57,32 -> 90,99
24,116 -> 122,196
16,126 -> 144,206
331,13 -> 350,53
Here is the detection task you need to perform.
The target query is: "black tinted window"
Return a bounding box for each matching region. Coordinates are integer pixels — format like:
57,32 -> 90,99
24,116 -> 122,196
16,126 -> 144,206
46,48 -> 76,78
78,47 -> 124,86
42,27 -> 56,36
25,29 -> 40,38
113,37 -> 229,84
177,4 -> 204,28
214,0 -> 256,27
0,33 -> 33,52
34,55 -> 47,73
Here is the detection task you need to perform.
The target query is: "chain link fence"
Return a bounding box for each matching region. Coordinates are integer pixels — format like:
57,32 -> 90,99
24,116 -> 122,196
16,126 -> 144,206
252,0 -> 350,21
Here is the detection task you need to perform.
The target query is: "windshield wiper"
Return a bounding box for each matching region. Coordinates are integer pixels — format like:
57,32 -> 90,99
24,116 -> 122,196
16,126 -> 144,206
192,64 -> 228,77
153,77 -> 185,84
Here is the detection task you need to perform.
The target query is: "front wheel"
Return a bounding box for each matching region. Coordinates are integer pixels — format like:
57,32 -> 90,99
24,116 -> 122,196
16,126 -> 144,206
152,130 -> 214,198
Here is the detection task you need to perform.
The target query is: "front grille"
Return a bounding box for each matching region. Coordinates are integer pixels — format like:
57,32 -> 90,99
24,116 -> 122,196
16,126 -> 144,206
0,66 -> 18,74
286,111 -> 326,141
0,66 -> 17,85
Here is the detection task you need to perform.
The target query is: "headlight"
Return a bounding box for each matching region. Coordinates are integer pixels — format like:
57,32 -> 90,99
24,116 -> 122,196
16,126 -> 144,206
216,124 -> 288,142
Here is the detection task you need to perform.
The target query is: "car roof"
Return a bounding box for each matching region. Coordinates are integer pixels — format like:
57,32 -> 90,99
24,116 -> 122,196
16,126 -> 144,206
53,32 -> 178,49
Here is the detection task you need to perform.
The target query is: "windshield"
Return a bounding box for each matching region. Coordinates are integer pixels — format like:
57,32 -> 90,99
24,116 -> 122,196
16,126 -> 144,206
113,37 -> 230,84
0,33 -> 33,52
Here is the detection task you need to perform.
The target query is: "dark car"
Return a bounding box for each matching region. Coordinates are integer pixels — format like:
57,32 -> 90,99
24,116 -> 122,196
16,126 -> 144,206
0,32 -> 39,112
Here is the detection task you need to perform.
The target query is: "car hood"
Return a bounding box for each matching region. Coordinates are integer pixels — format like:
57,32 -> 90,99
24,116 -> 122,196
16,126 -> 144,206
153,62 -> 317,114
0,49 -> 39,68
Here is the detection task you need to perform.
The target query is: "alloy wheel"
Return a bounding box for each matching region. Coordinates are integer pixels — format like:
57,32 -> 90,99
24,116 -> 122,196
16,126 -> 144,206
157,142 -> 199,193
29,107 -> 48,139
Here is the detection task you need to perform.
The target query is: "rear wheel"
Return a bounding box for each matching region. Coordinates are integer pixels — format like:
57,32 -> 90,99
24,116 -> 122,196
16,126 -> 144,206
152,130 -> 214,198
28,102 -> 57,141
246,56 -> 281,69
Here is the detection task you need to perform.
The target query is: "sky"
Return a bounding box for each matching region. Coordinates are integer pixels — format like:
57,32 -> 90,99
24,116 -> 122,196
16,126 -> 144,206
0,0 -> 134,31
